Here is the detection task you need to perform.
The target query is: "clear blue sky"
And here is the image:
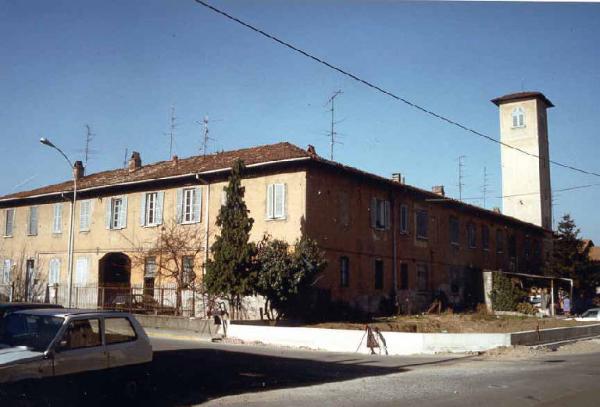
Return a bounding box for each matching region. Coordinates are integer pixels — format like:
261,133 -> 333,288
1,1 -> 599,241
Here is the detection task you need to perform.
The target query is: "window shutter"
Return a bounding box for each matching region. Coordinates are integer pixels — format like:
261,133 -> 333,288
156,191 -> 165,225
274,184 -> 284,218
176,189 -> 183,223
119,196 -> 128,229
140,193 -> 147,226
192,188 -> 202,223
266,184 -> 274,219
384,200 -> 391,230
105,199 -> 112,229
282,183 -> 287,219
370,198 -> 377,228
29,207 -> 38,235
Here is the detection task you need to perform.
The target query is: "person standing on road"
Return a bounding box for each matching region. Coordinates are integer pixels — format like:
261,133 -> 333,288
563,296 -> 572,316
540,288 -> 550,317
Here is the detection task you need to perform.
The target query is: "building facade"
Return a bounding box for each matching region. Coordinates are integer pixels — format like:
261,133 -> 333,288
0,141 -> 551,314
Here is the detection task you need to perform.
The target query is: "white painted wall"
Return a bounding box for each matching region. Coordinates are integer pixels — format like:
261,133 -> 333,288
228,324 -> 511,355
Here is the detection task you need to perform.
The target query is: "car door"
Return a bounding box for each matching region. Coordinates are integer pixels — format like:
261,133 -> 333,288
104,316 -> 149,369
52,317 -> 107,377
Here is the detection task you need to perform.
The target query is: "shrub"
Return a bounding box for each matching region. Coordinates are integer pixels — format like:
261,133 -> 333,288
490,273 -> 525,312
516,302 -> 537,315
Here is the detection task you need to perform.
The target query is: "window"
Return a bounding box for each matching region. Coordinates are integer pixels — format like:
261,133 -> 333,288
144,257 -> 157,278
182,256 -> 195,286
509,235 -> 517,258
399,263 -> 408,290
2,259 -> 11,284
449,216 -> 459,246
220,188 -> 227,207
49,258 -> 60,285
480,226 -> 490,251
416,209 -> 428,240
467,223 -> 476,248
141,192 -> 164,226
524,237 -> 531,259
106,196 -> 127,230
399,204 -> 408,234
79,200 -> 91,231
52,203 -> 62,234
4,209 -> 14,237
75,257 -> 88,286
177,188 -> 201,224
105,317 -> 137,344
374,259 -> 384,290
496,229 -> 505,253
340,256 -> 349,287
417,263 -> 429,291
512,106 -> 525,128
370,198 -> 390,230
339,192 -> 350,227
59,319 -> 101,350
28,206 -> 38,236
266,184 -> 286,220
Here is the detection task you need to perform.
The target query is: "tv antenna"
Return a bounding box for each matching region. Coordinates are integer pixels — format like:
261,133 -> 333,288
326,90 -> 343,160
196,115 -> 221,156
458,155 -> 466,201
164,106 -> 177,159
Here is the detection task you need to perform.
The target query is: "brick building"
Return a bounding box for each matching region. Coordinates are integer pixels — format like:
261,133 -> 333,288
0,141 -> 550,314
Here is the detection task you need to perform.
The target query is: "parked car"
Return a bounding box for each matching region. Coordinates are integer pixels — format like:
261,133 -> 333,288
575,308 -> 600,321
0,302 -> 63,319
0,309 -> 152,403
110,293 -> 176,315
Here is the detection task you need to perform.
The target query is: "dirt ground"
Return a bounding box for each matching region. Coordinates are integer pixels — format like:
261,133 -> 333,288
309,314 -> 598,333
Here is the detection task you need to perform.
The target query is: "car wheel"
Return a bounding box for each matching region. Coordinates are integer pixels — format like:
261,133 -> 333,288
124,379 -> 138,400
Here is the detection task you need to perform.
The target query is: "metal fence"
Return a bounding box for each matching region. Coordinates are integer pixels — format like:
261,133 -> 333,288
1,283 -> 263,319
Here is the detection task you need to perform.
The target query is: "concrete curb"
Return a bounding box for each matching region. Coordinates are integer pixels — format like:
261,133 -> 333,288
530,334 -> 600,350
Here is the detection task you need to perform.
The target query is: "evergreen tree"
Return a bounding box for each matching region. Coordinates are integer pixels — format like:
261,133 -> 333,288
204,159 -> 256,318
550,214 -> 593,289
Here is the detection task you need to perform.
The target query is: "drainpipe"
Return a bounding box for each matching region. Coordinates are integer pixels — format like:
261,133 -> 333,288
195,174 -> 210,276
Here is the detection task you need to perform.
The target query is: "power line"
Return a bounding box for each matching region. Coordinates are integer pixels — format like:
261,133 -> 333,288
460,183 -> 600,201
192,0 -> 600,179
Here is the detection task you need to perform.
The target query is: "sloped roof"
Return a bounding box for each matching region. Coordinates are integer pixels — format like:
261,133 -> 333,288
0,142 -> 310,201
491,91 -> 554,108
590,247 -> 600,263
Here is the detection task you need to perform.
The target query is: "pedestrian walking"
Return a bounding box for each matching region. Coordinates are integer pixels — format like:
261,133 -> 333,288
365,325 -> 380,355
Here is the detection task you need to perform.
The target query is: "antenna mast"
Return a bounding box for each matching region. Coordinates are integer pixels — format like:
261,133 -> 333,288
327,90 -> 343,160
84,124 -> 94,165
166,106 -> 177,159
482,166 -> 489,209
458,155 -> 466,201
123,148 -> 128,168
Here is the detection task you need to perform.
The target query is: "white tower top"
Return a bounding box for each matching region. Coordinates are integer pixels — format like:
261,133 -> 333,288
492,91 -> 553,230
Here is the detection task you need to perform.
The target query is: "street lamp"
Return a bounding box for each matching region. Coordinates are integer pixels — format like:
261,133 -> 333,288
40,137 -> 76,308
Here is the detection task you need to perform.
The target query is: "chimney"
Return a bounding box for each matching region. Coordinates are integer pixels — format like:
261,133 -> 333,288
492,207 -> 502,214
392,173 -> 404,184
73,161 -> 85,180
172,155 -> 179,166
432,185 -> 445,196
128,151 -> 142,172
307,144 -> 317,157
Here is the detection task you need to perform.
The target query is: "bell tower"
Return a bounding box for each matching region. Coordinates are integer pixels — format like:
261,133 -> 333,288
492,92 -> 553,230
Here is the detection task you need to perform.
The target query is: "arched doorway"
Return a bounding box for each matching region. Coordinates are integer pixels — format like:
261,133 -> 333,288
98,252 -> 131,308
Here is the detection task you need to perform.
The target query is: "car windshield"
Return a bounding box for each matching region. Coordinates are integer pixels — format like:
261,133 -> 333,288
0,314 -> 64,351
581,310 -> 598,318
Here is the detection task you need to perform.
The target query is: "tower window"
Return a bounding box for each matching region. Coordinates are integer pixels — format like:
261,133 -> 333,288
512,107 -> 525,128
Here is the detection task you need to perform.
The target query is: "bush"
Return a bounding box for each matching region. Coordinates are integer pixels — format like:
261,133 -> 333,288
516,302 -> 537,315
490,273 -> 525,312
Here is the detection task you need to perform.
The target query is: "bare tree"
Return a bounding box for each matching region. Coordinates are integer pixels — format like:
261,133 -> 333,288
132,219 -> 206,315
7,248 -> 48,303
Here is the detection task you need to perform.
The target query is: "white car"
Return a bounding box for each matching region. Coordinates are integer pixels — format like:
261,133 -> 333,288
575,308 -> 600,321
0,309 -> 152,402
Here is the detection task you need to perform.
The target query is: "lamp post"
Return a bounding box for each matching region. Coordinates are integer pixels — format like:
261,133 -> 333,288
40,137 -> 76,308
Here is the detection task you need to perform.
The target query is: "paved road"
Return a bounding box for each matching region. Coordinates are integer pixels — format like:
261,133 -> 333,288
193,340 -> 600,407
146,336 -> 464,406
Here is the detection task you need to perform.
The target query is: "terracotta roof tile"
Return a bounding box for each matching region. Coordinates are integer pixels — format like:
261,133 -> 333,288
0,142 -> 310,200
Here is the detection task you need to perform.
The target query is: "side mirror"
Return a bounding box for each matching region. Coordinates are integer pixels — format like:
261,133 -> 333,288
43,349 -> 54,360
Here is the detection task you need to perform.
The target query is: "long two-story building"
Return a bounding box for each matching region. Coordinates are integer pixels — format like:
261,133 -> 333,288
0,92 -> 555,314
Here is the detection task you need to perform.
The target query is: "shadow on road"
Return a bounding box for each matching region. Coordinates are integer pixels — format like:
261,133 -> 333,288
142,347 -> 408,406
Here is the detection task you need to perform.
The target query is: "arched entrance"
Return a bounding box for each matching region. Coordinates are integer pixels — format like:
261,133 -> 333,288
98,252 -> 131,308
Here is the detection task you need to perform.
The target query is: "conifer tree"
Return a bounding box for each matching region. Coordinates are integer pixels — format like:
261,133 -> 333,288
204,159 -> 256,318
550,214 -> 593,288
